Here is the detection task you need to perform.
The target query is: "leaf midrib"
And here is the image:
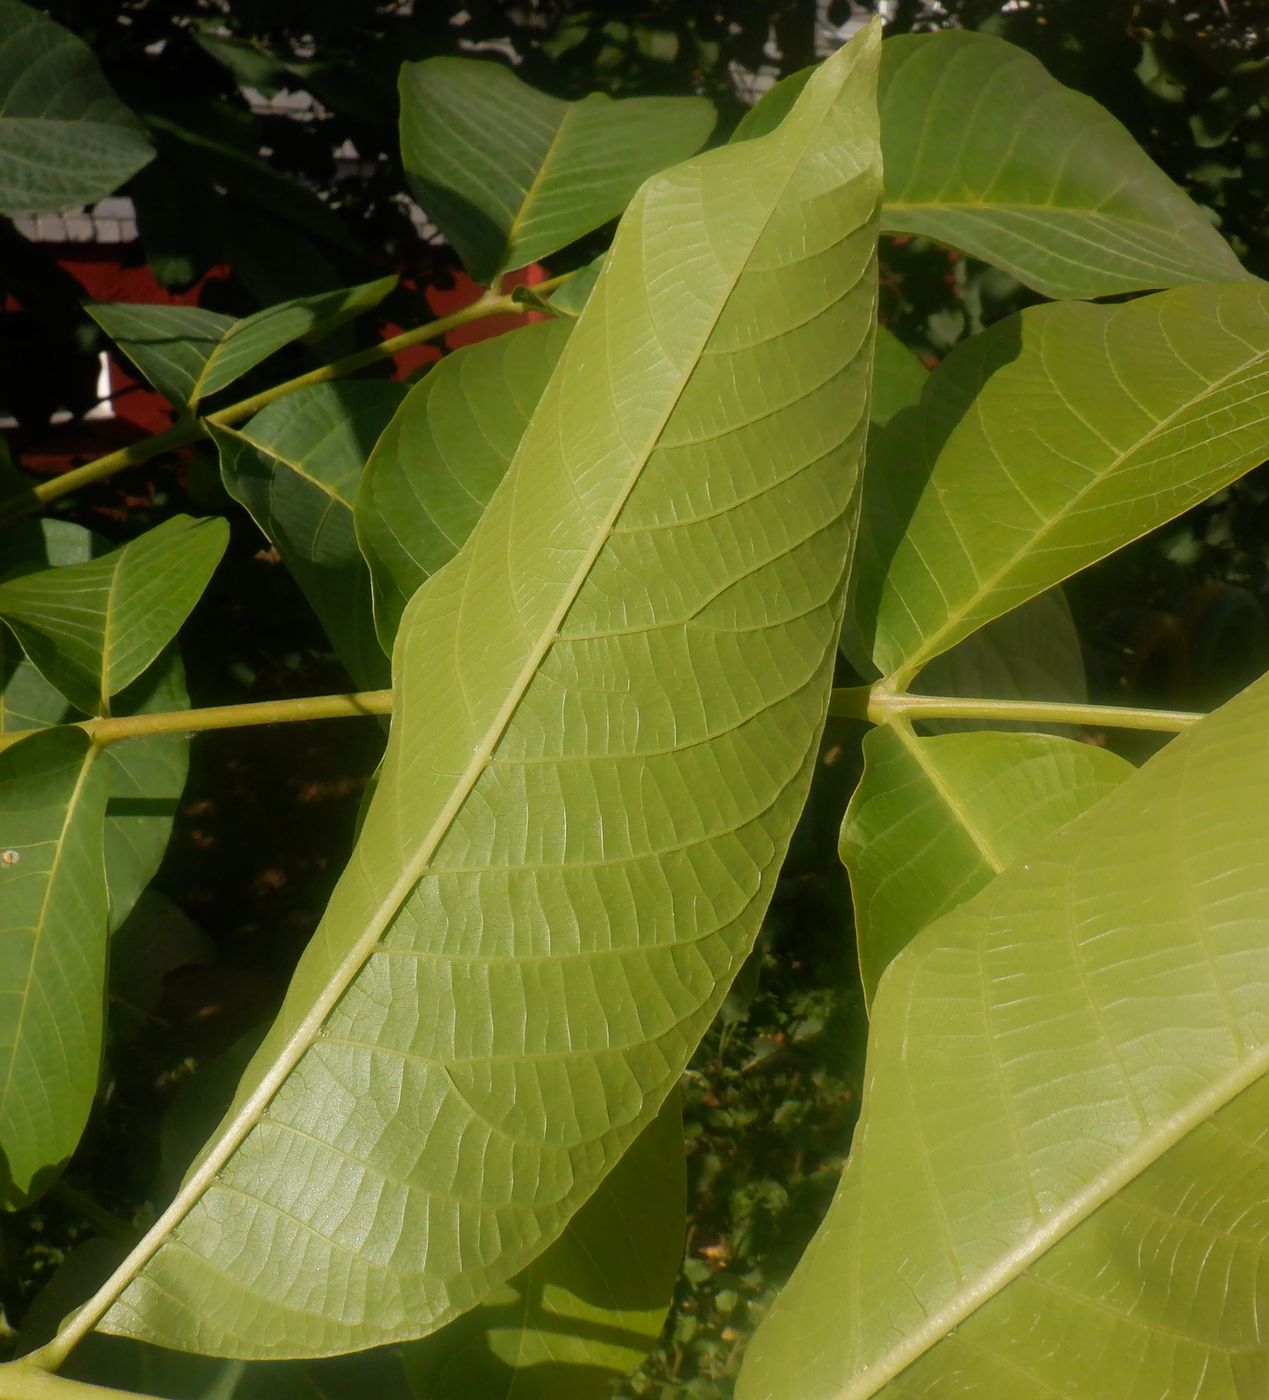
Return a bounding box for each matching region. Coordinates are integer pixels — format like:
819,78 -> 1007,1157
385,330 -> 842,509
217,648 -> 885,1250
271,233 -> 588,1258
888,298 -> 1269,680
836,1037 -> 1269,1399
74,87 -> 838,1341
0,741 -> 99,1131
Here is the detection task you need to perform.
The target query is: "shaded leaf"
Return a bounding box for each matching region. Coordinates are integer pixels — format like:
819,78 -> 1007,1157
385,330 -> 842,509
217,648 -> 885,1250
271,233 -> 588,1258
912,587 -> 1086,735
85,27 -> 881,1358
878,31 -> 1246,298
109,891 -> 213,1038
857,281 -> 1269,684
842,726 -> 1130,1003
0,524 -> 190,930
0,0 -> 153,214
545,253 -> 606,316
399,56 -> 715,283
0,728 -> 109,1208
87,277 -> 396,411
741,668 -> 1269,1399
404,1091 -> 685,1399
357,319 -> 572,650
0,514 -> 227,715
868,326 -> 926,431
213,381 -> 405,688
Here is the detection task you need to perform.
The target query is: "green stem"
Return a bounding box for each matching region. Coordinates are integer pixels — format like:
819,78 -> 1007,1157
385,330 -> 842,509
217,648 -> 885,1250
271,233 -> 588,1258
0,1365 -> 166,1400
830,686 -> 1203,733
0,689 -> 394,755
0,273 -> 572,525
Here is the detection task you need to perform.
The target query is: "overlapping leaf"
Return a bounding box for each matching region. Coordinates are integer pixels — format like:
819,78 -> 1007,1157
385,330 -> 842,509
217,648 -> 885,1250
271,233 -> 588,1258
213,381 -> 405,688
0,728 -> 109,1208
0,0 -> 153,214
868,326 -> 926,432
878,31 -> 1245,298
735,32 -> 1245,299
741,668 -> 1269,1398
88,277 -> 395,411
404,1092 -> 685,1399
399,57 -> 715,283
2,642 -> 189,932
357,319 -> 572,650
81,26 -> 881,1358
842,726 -> 1130,1002
857,281 -> 1269,684
911,587 -> 1086,734
0,521 -> 191,932
0,514 -> 226,715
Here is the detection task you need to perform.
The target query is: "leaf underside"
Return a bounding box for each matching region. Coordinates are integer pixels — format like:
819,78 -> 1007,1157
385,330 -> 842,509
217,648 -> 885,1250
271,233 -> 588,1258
741,669 -> 1269,1399
859,281 -> 1269,682
95,25 -> 882,1358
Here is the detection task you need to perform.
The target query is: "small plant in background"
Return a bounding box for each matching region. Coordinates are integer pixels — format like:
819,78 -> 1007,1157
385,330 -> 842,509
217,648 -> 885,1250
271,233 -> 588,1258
1,5 -> 1268,1399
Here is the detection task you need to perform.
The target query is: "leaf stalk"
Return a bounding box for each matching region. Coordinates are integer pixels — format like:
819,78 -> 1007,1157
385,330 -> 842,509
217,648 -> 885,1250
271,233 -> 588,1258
0,273 -> 573,525
830,686 -> 1202,733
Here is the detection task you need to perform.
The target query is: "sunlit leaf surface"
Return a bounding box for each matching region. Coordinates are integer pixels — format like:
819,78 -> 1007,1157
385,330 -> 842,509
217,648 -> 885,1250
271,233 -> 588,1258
92,26 -> 882,1357
842,726 -> 1130,1002
0,514 -> 226,715
858,281 -> 1269,682
357,319 -> 571,650
742,670 -> 1269,1399
403,1092 -> 684,1398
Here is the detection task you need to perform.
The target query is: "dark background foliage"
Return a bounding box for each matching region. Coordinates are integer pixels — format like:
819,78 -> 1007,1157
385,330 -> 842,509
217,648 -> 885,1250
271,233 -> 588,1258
4,3 -> 1268,1393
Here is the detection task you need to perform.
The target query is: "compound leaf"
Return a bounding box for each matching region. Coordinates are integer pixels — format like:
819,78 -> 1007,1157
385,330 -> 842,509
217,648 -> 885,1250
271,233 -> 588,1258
88,277 -> 395,412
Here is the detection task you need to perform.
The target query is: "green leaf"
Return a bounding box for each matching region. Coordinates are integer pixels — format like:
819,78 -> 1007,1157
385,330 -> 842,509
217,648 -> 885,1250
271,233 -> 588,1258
0,514 -> 227,715
357,319 -> 572,651
878,31 -> 1246,298
736,35 -> 1246,299
868,326 -> 926,431
0,728 -> 110,1208
0,523 -> 190,931
403,1090 -> 685,1398
85,26 -> 882,1357
0,0 -> 154,215
912,587 -> 1086,735
109,891 -> 213,1038
842,726 -> 1131,1004
2,640 -> 190,931
740,668 -> 1269,1399
212,382 -> 405,689
87,276 -> 396,411
858,281 -> 1269,684
731,69 -> 812,145
399,56 -> 715,284
545,253 -> 606,316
